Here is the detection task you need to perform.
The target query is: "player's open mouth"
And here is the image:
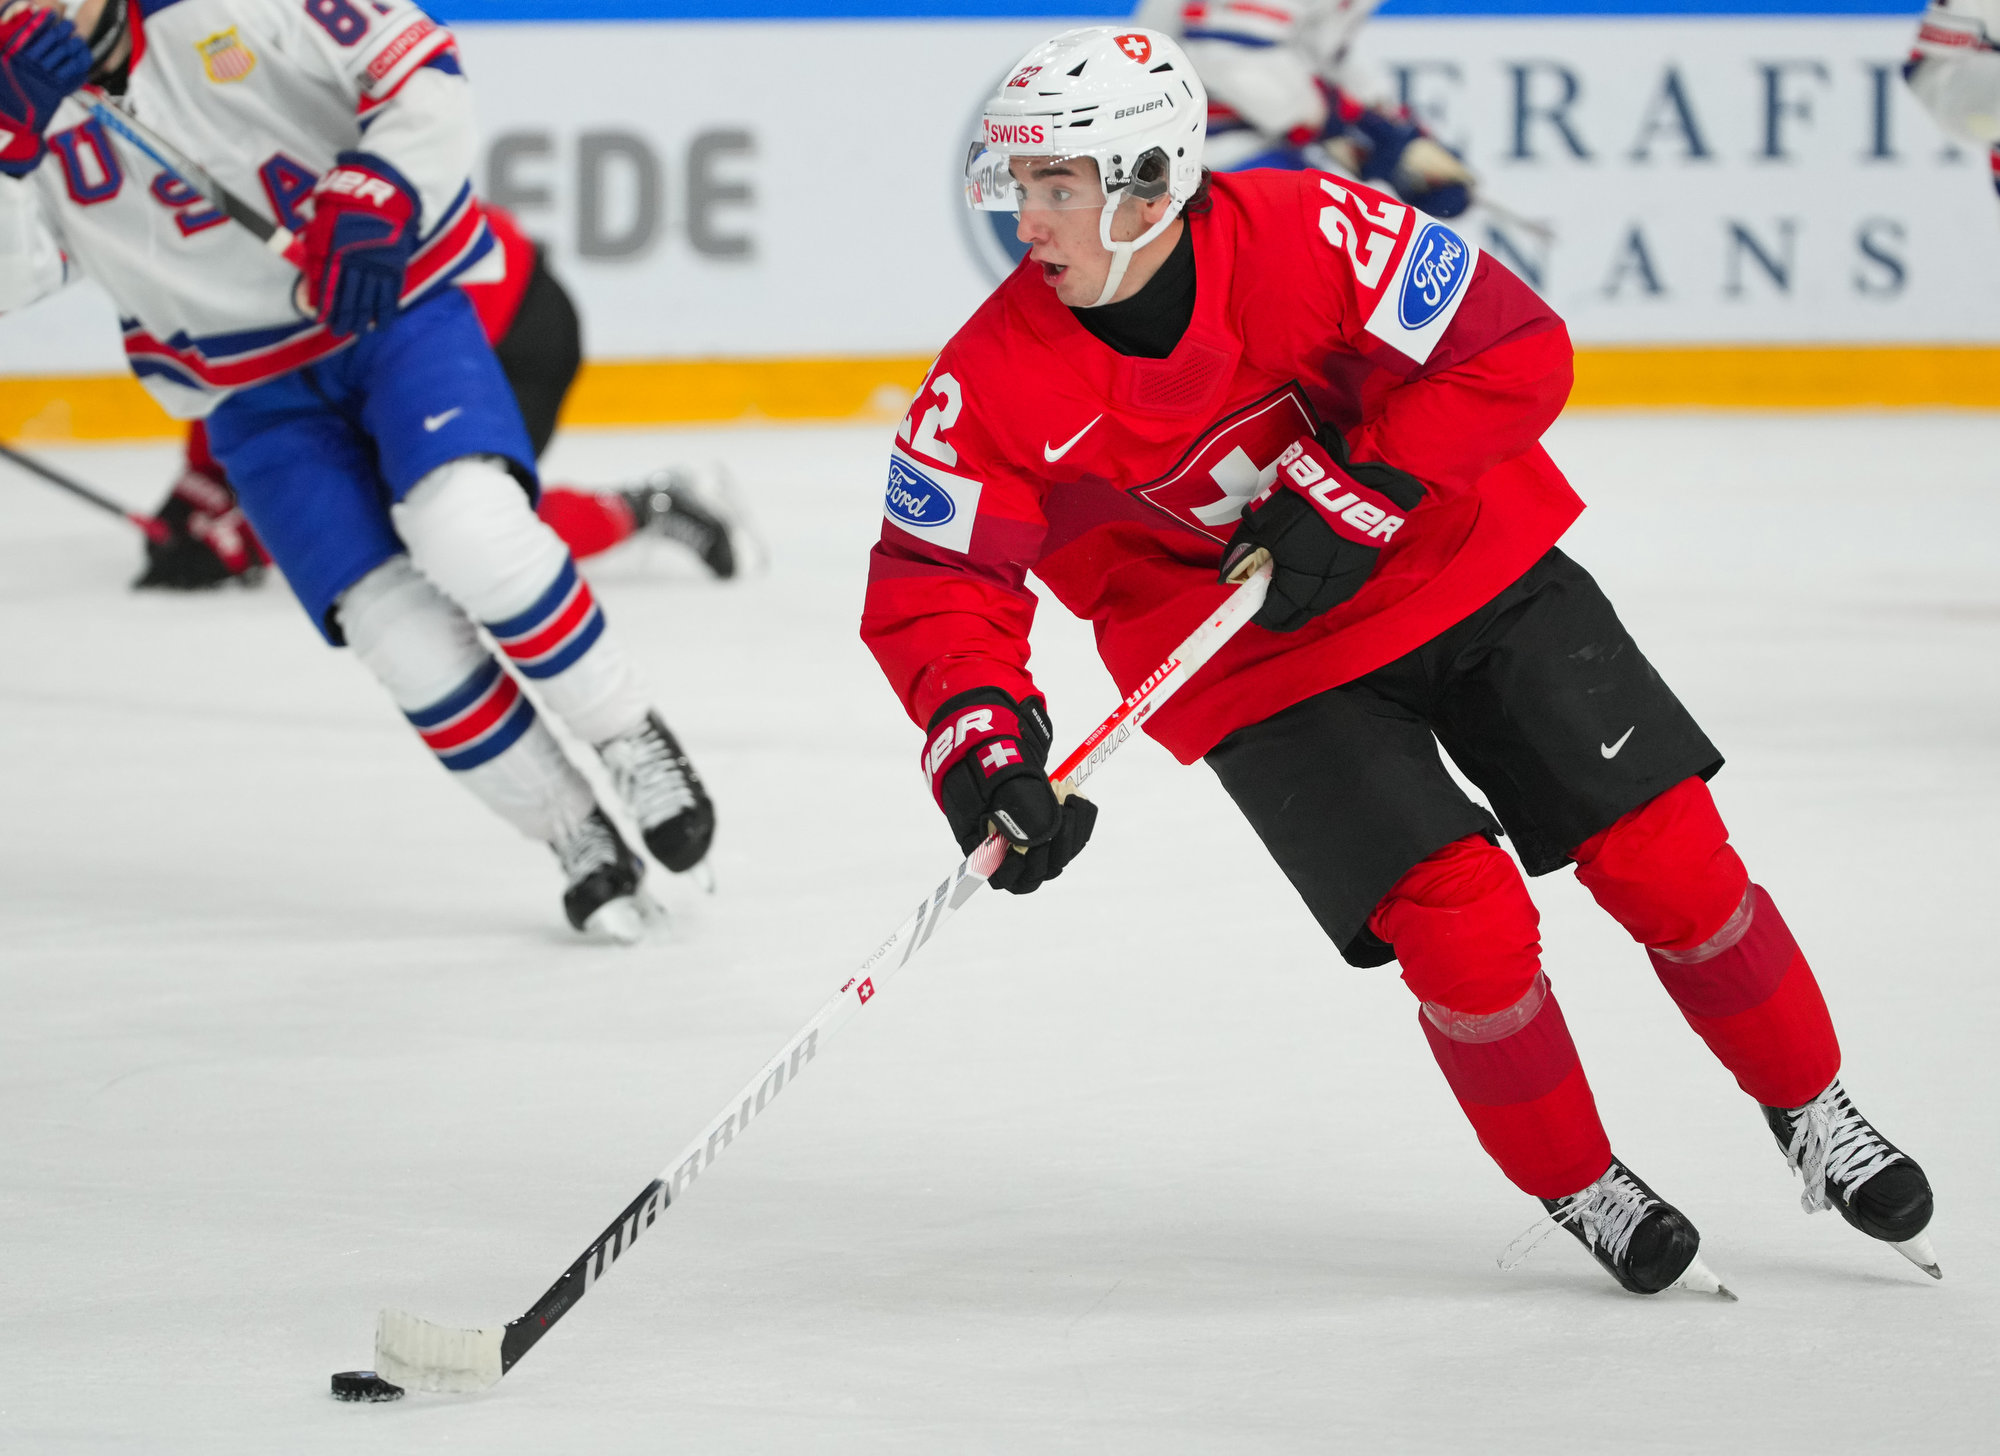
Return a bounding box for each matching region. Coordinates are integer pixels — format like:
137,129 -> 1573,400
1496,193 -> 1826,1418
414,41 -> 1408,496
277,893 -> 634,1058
1040,262 -> 1066,285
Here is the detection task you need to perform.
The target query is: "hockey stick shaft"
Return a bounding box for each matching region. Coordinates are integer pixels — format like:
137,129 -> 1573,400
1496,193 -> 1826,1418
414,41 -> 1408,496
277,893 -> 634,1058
85,93 -> 294,253
0,440 -> 169,543
1475,197 -> 1555,244
374,556 -> 1275,1393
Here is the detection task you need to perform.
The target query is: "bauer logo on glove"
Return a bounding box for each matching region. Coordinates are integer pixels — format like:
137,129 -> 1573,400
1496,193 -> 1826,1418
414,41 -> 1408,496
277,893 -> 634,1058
1221,428 -> 1427,634
284,152 -> 420,338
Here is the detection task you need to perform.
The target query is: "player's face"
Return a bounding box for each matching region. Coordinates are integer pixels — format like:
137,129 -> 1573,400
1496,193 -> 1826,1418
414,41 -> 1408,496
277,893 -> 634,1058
1010,157 -> 1151,308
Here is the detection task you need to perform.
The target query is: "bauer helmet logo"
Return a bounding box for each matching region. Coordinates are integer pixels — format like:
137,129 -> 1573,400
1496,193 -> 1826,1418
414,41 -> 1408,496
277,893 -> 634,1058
1399,223 -> 1472,330
1114,33 -> 1153,64
886,458 -> 956,529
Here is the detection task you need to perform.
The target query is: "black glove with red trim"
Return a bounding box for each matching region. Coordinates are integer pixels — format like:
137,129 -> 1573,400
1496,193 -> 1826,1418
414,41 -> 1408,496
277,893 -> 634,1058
924,688 -> 1096,895
1219,426 -> 1426,633
134,466 -> 269,590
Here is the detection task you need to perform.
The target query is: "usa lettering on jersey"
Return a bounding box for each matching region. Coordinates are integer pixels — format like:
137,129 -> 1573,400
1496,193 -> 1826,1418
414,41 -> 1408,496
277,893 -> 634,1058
0,0 -> 485,418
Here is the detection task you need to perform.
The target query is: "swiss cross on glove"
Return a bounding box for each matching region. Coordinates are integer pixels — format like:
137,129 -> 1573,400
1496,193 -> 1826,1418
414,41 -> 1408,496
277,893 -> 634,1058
285,152 -> 420,338
923,688 -> 1097,895
0,7 -> 91,178
1219,427 -> 1427,633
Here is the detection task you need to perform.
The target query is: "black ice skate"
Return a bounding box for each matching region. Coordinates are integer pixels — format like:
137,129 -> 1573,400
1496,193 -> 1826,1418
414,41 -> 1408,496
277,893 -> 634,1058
1763,1079 -> 1939,1279
1509,1157 -> 1735,1299
621,467 -> 737,579
597,711 -> 716,875
552,808 -> 651,943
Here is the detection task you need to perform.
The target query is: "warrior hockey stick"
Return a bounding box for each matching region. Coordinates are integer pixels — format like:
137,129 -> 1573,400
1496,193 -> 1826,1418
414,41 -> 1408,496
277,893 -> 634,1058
84,91 -> 295,253
367,552 -> 1276,1396
0,440 -> 169,543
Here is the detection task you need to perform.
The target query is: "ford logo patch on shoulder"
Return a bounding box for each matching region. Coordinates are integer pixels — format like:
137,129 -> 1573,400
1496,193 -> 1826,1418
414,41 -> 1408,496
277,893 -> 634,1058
887,456 -> 954,528
1399,223 -> 1472,331
883,449 -> 982,555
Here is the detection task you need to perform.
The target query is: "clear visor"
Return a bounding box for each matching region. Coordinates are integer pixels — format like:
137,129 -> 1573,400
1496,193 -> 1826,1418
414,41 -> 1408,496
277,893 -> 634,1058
964,146 -> 1114,215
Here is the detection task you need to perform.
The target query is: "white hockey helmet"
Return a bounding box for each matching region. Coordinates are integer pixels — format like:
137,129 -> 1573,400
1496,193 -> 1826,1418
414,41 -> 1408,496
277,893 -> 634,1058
965,27 -> 1206,306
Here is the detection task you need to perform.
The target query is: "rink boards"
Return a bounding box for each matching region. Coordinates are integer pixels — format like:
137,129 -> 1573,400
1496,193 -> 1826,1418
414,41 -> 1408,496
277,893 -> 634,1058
2,2 -> 1996,433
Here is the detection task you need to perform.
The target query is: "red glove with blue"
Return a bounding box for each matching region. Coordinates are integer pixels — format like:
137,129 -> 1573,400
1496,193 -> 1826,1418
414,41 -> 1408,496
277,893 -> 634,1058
286,152 -> 420,337
0,5 -> 91,179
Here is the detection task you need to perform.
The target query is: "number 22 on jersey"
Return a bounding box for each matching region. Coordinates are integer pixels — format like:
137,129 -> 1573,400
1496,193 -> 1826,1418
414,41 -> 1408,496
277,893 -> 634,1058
900,369 -> 964,468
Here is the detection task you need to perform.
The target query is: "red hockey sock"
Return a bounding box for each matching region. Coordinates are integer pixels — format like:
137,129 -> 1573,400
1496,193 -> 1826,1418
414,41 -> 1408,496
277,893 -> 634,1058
536,487 -> 638,561
1572,778 -> 1840,1109
1372,837 -> 1612,1199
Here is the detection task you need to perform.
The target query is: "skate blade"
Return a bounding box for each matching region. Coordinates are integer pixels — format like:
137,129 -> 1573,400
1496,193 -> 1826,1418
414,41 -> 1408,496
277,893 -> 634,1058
682,860 -> 717,895
582,891 -> 661,945
1672,1252 -> 1738,1301
1892,1231 -> 1942,1280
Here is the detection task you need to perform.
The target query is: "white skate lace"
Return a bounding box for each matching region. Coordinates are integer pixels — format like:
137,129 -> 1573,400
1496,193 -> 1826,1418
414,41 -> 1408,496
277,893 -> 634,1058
1781,1080 -> 1904,1216
552,812 -> 620,884
1498,1165 -> 1655,1271
601,720 -> 698,829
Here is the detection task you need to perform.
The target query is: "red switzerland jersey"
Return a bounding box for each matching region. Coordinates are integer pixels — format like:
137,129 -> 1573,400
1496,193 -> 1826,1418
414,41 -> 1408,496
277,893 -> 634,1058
861,169 -> 1583,765
460,204 -> 539,346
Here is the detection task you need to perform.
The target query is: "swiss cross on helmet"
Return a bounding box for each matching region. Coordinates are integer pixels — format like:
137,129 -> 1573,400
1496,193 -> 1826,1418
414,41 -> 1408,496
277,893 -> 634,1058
965,26 -> 1207,306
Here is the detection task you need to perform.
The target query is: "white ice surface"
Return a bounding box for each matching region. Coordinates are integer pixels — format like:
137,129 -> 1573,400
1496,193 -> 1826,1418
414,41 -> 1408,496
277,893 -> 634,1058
1,415 -> 1995,1452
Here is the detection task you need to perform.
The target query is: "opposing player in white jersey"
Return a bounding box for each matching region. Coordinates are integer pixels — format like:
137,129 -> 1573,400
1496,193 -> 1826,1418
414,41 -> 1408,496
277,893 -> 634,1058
1905,0 -> 2000,205
0,0 -> 714,939
1140,0 -> 1475,217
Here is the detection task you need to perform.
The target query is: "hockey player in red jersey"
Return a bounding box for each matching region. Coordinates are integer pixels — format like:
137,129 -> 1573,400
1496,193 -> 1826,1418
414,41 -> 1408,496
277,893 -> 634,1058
136,204 -> 739,591
862,27 -> 1939,1295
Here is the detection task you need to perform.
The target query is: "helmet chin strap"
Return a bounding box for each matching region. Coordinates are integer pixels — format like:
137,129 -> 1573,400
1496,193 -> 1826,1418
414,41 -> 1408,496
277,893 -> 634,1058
1087,196 -> 1180,308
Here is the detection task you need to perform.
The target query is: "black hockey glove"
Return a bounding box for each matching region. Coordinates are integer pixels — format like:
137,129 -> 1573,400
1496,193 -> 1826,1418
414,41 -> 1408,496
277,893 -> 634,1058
924,688 -> 1096,895
1218,427 -> 1425,633
133,467 -> 269,590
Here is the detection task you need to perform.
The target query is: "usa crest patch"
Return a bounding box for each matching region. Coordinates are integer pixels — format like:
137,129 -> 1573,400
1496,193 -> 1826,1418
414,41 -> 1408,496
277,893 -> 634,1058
197,29 -> 257,85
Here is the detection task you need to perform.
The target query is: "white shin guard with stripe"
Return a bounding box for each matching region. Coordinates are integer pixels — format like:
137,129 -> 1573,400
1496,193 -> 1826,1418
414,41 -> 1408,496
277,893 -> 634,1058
338,557 -> 595,844
393,457 -> 651,747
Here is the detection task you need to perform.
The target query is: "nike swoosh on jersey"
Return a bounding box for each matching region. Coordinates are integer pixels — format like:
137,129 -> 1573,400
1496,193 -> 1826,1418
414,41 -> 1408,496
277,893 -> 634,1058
423,408 -> 464,432
1043,415 -> 1103,463
1600,726 -> 1636,759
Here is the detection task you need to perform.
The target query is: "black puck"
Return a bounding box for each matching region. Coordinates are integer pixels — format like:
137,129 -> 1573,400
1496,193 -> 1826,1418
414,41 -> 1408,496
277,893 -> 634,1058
330,1370 -> 405,1402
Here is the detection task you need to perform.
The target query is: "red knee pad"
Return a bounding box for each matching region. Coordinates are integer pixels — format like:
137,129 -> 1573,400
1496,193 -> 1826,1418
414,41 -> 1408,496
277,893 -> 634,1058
1370,836 -> 1541,1016
1572,778 -> 1747,953
536,487 -> 638,561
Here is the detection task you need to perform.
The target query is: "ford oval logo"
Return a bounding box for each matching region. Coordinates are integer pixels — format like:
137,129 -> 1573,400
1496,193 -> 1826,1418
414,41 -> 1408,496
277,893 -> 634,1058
1399,223 -> 1471,331
886,457 -> 955,529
